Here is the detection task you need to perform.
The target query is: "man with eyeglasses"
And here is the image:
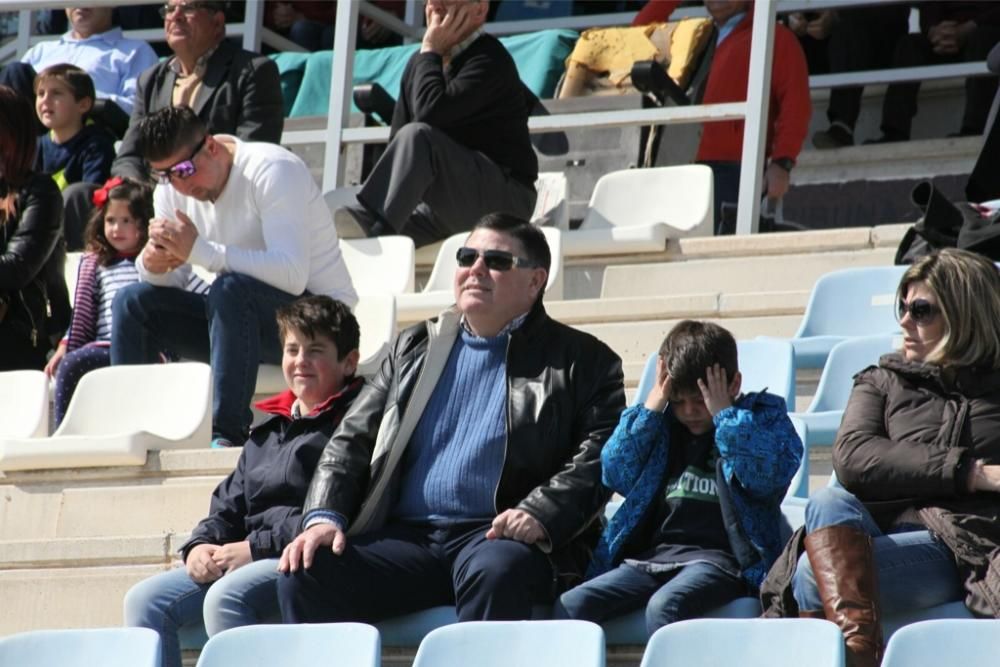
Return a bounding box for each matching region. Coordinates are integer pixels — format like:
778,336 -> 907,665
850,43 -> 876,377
110,106 -> 356,450
334,0 -> 538,247
276,213 -> 625,625
112,0 -> 283,182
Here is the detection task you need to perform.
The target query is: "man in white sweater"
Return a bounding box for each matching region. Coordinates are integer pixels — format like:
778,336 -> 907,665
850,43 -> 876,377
110,106 -> 357,449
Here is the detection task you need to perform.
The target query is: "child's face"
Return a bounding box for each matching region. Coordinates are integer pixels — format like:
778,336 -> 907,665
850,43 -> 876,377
281,328 -> 357,411
670,389 -> 714,435
35,79 -> 89,131
104,199 -> 143,254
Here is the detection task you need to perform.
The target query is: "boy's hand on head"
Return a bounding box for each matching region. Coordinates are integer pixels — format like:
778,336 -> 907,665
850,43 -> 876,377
644,355 -> 671,412
697,364 -> 733,416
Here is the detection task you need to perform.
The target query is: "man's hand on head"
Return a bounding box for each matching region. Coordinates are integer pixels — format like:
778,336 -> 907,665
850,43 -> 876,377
421,2 -> 474,55
486,509 -> 546,544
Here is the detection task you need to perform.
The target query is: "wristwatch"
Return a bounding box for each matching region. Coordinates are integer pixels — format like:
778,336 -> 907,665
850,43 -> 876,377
771,157 -> 795,172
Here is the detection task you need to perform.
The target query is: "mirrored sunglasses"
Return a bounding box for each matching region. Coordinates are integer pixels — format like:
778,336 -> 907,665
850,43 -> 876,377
151,135 -> 207,185
456,247 -> 538,272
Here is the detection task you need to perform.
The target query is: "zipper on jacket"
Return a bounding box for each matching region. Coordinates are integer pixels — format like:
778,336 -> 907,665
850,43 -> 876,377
17,291 -> 38,347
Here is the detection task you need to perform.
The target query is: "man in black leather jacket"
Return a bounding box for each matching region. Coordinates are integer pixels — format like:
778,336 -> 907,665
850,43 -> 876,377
277,213 -> 625,623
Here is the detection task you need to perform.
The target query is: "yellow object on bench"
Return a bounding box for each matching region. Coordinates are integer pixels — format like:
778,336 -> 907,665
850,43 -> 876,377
559,18 -> 713,98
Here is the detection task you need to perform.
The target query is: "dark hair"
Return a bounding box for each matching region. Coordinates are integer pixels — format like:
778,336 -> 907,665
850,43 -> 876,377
34,63 -> 96,105
658,320 -> 738,395
136,106 -> 207,163
0,85 -> 38,191
472,212 -> 551,273
84,178 -> 152,265
276,296 -> 360,362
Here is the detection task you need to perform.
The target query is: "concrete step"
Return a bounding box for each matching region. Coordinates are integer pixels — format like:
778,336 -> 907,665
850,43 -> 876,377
602,247 -> 896,298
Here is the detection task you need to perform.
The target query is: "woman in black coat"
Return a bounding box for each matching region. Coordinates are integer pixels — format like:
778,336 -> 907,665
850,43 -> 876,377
0,85 -> 65,370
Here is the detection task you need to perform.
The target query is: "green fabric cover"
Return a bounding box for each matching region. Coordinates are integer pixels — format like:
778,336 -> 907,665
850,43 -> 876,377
270,51 -> 311,117
286,28 -> 578,118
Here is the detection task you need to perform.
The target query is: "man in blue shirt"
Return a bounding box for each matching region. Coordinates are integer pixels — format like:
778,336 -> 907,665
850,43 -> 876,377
21,6 -> 158,116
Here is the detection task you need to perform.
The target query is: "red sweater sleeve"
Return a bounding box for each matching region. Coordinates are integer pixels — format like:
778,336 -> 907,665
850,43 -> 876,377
632,0 -> 681,26
768,26 -> 811,161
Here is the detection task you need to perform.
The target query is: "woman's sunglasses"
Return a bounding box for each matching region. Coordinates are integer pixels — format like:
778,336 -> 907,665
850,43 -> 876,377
151,135 -> 208,184
897,298 -> 939,325
456,247 -> 538,272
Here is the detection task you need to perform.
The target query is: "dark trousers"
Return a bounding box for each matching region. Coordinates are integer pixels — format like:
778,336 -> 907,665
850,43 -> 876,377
701,161 -> 742,235
62,182 -> 100,252
54,343 -> 111,425
882,26 -> 1000,138
825,5 -> 909,129
359,122 -> 537,247
277,520 -> 556,624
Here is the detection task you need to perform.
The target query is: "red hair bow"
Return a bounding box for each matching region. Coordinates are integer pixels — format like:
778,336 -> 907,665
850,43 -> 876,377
91,176 -> 124,209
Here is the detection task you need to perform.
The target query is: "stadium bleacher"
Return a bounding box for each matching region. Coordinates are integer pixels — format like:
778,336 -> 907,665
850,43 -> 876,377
1,0 -> 995,663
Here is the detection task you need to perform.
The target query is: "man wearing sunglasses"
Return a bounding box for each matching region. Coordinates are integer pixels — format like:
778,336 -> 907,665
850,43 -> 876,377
112,0 -> 283,182
334,0 -> 537,247
277,213 -> 625,626
110,106 -> 356,450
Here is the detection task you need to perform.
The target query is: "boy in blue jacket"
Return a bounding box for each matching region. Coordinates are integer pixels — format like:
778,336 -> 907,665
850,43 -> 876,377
555,320 -> 801,634
123,296 -> 364,667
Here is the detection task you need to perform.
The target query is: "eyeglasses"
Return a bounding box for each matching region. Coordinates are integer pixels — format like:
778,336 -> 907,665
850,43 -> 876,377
159,2 -> 213,19
151,135 -> 207,185
456,247 -> 538,272
897,298 -> 940,325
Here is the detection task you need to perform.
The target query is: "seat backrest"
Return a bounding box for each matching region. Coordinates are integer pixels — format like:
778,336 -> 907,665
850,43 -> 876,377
640,618 -> 844,667
882,619 -> 1000,667
0,370 -> 49,438
809,335 -> 899,413
0,628 -> 160,667
413,621 -> 604,667
55,362 -> 212,440
422,227 -> 563,300
579,165 -> 713,232
341,236 -> 416,296
65,251 -> 83,307
195,623 -> 380,667
786,416 -> 809,500
633,339 -> 795,407
355,293 -> 397,376
795,265 -> 907,339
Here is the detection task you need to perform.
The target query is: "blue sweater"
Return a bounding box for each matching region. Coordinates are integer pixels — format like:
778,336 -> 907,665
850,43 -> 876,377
590,392 -> 802,589
394,327 -> 508,520
38,124 -> 115,189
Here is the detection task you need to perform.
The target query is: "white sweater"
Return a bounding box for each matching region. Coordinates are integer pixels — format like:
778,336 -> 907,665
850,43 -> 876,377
139,136 -> 357,307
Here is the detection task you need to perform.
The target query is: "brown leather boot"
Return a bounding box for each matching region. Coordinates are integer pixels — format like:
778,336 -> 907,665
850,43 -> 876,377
805,525 -> 883,667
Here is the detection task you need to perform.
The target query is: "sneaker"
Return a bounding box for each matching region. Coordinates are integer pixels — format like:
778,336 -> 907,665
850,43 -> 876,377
812,123 -> 854,149
210,437 -> 236,449
863,130 -> 908,145
334,204 -> 376,239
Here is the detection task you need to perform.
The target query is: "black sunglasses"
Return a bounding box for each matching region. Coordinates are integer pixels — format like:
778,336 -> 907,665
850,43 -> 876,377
456,247 -> 538,272
151,135 -> 208,185
897,298 -> 939,325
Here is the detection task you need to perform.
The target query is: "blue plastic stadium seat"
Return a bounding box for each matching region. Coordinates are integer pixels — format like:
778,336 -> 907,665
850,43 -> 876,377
777,265 -> 906,369
882,619 -> 998,666
639,618 -> 845,667
791,334 -> 898,448
195,623 -> 379,667
412,621 -> 604,667
0,628 -> 161,667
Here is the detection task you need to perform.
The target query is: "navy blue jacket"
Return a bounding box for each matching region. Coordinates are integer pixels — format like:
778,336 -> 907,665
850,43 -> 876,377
180,378 -> 363,561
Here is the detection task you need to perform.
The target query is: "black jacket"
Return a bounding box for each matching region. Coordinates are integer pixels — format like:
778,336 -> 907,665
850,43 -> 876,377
763,354 -> 1000,617
392,33 -> 538,188
113,39 -> 284,181
0,173 -> 63,369
180,378 -> 363,562
302,303 -> 625,585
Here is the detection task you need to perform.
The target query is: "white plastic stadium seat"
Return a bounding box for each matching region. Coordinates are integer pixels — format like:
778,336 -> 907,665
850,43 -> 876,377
0,370 -> 49,438
532,171 -> 570,230
561,165 -> 714,257
0,362 -> 211,471
65,251 -> 84,306
397,227 -> 563,323
355,293 -> 397,377
341,236 -> 416,295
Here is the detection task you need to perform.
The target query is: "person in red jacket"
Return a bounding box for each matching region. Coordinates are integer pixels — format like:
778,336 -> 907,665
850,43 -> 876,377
634,0 -> 810,233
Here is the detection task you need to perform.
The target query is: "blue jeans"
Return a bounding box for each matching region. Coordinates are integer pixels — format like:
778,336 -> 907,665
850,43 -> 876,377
553,561 -> 745,635
123,558 -> 281,667
110,273 -> 297,444
792,486 -> 963,613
